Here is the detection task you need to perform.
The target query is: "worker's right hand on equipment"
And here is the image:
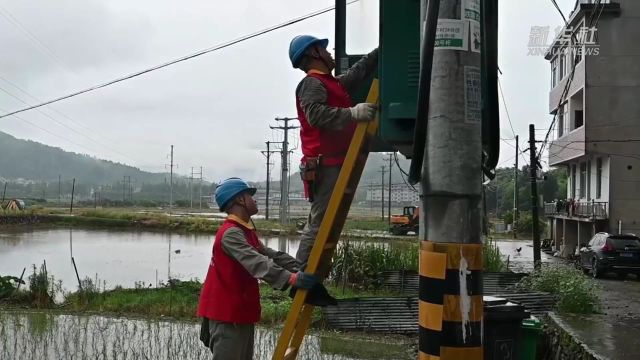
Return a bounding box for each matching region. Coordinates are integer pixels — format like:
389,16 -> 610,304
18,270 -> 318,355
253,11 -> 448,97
349,103 -> 377,122
288,271 -> 319,290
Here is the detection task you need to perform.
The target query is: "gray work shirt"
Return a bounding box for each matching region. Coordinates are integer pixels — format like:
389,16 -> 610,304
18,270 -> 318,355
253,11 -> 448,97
296,48 -> 379,130
220,227 -> 299,290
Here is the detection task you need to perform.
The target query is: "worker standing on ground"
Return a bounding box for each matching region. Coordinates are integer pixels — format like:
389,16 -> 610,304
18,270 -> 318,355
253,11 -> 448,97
289,35 -> 378,303
197,177 -> 321,360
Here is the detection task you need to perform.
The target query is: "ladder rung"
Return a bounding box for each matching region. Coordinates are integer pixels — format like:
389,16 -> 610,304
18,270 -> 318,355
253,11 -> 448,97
323,242 -> 337,250
284,347 -> 297,360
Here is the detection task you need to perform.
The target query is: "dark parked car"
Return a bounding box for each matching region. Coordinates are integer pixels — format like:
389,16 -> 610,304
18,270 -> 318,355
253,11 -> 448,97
579,232 -> 640,278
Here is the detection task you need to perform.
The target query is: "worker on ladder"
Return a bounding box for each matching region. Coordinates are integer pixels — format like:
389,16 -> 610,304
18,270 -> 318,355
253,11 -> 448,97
197,178 -> 321,360
289,35 -> 378,304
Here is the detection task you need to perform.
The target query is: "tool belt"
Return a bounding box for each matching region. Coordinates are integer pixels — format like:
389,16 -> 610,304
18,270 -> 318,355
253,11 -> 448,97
300,156 -> 321,202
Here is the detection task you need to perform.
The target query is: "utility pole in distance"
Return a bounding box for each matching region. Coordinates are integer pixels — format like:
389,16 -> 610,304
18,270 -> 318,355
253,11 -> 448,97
270,117 -> 299,226
261,141 -> 281,220
514,135 -> 519,238
379,165 -> 386,221
199,166 -> 203,210
189,167 -> 194,209
165,145 -> 176,216
529,124 -> 542,269
384,153 -> 393,226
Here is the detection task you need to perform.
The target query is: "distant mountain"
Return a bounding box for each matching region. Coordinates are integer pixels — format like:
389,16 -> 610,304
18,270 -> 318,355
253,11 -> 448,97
0,131 -> 168,185
258,152 -> 415,193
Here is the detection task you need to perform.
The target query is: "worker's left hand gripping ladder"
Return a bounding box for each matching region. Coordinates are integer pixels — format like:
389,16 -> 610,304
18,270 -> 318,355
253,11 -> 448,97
272,80 -> 380,360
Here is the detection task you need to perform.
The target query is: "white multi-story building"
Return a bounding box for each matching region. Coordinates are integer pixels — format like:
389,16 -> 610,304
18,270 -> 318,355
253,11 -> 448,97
366,184 -> 420,204
543,0 -> 640,256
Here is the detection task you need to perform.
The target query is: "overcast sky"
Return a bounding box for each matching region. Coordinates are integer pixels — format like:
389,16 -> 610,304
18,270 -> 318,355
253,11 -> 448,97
0,0 -> 576,182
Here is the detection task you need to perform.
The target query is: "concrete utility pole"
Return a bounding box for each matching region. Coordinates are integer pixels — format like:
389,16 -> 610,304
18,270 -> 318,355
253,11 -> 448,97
379,166 -> 386,220
419,0 -> 483,358
271,117 -> 299,225
261,141 -> 281,220
189,167 -> 203,210
529,124 -> 542,269
514,135 -> 519,238
199,166 -> 203,210
189,167 -> 194,209
70,178 -> 76,214
166,145 -> 175,216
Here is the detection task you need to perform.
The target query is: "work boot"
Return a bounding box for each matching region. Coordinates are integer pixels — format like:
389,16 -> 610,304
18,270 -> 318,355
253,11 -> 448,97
289,283 -> 338,307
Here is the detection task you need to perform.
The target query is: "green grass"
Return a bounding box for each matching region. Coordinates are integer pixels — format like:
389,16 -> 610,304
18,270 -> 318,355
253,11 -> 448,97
517,265 -> 601,314
342,218 -> 390,232
49,281 -> 399,325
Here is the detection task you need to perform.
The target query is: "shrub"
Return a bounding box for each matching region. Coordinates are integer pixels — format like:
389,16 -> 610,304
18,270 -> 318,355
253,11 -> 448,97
28,263 -> 55,307
0,275 -> 24,299
330,242 -> 418,289
517,265 -> 600,314
484,238 -> 505,272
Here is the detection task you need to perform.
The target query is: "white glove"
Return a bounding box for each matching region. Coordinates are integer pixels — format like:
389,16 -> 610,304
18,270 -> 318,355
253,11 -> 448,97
349,103 -> 377,122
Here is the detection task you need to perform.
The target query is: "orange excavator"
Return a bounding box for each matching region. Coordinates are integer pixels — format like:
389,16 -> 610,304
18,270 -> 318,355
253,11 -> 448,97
389,206 -> 420,235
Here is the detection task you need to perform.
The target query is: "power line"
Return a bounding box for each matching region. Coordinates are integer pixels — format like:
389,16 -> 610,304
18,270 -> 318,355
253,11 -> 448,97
549,0 -> 568,25
0,1 -> 359,120
0,4 -> 76,76
538,0 -> 605,157
0,84 -> 137,162
0,75 -> 124,147
0,105 -> 100,154
497,78 -> 529,167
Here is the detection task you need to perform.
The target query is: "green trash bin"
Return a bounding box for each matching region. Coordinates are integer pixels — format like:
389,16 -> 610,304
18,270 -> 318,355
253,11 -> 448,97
520,317 -> 542,360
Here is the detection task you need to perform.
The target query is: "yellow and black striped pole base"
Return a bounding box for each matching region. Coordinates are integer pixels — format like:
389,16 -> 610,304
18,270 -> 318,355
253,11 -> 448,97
419,241 -> 483,360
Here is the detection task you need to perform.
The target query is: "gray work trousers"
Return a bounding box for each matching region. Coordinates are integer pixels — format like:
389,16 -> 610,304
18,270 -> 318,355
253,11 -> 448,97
296,165 -> 341,276
208,320 -> 254,360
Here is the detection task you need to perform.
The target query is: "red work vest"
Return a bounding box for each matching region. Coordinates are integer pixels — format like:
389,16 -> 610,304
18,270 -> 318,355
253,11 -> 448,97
197,219 -> 261,323
296,72 -> 355,166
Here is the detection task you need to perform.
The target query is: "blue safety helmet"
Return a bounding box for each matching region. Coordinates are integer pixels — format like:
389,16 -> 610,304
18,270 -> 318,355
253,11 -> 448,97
214,177 -> 257,212
289,35 -> 329,68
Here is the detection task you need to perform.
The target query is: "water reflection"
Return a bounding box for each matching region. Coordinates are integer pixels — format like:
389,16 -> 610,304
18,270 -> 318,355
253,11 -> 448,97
0,311 -> 376,360
0,228 -> 391,292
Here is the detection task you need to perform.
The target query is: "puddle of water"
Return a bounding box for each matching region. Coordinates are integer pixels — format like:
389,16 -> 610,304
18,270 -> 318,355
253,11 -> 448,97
495,240 -> 560,272
0,310 -> 405,360
554,313 -> 640,360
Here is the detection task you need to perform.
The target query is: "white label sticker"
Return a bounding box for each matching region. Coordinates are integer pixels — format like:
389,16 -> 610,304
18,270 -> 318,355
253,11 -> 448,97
470,21 -> 481,53
435,19 -> 468,51
464,0 -> 481,22
464,66 -> 481,124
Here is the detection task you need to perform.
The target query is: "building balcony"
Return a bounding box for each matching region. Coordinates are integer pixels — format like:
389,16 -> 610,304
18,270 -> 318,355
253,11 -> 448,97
544,200 -> 608,220
548,126 -> 585,166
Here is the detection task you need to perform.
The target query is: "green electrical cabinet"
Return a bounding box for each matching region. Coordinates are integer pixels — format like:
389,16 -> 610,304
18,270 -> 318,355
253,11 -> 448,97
378,0 -> 421,157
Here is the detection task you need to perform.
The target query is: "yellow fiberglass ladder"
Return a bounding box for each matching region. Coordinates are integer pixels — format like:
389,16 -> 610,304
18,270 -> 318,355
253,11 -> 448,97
272,80 -> 380,360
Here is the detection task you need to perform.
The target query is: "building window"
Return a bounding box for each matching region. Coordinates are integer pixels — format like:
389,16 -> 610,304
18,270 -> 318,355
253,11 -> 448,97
596,158 -> 602,199
575,110 -> 584,128
587,160 -> 591,200
579,162 -> 587,198
571,164 -> 577,198
563,105 -> 570,135
551,58 -> 558,87
559,52 -> 565,80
